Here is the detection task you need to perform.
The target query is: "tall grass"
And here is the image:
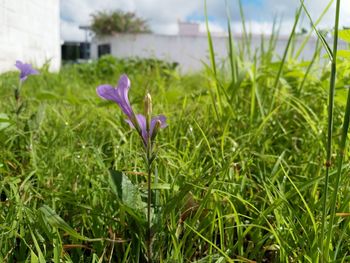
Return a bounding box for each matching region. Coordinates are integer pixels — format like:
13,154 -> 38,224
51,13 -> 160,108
323,0 -> 343,261
0,0 -> 350,262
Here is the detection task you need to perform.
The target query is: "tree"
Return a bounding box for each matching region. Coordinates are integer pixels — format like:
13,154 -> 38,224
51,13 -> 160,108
90,10 -> 151,36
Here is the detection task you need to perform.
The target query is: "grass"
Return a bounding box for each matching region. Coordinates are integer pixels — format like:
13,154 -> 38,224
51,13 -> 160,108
1,2 -> 350,262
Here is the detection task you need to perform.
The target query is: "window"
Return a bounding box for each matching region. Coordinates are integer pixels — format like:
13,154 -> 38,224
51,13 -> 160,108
98,44 -> 111,57
80,42 -> 90,59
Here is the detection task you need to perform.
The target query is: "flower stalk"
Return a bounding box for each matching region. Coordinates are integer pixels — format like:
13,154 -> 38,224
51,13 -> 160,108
144,92 -> 153,262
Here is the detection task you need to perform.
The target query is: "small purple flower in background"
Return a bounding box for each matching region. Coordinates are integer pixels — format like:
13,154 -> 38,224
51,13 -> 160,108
97,74 -> 167,147
15,60 -> 39,83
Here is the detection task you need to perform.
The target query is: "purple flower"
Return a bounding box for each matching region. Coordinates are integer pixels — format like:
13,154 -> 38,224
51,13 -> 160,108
15,60 -> 39,82
97,74 -> 135,120
97,74 -> 167,146
126,114 -> 167,145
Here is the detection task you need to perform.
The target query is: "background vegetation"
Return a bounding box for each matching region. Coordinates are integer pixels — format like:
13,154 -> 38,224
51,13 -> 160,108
90,10 -> 151,36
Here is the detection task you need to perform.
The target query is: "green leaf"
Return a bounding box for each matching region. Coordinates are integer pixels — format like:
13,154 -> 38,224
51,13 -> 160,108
339,29 -> 350,43
28,105 -> 46,131
30,250 -> 39,263
338,50 -> 350,58
30,229 -> 46,263
140,183 -> 171,190
109,170 -> 145,213
36,91 -> 59,100
38,205 -> 88,241
0,113 -> 11,130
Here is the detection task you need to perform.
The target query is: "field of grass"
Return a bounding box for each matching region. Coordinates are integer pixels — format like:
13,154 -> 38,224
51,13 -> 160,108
1,2 -> 350,262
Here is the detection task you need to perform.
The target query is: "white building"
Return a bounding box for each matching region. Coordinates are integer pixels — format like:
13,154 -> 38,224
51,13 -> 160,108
0,0 -> 60,73
90,21 -> 232,72
178,21 -> 200,36
91,30 -> 348,72
91,33 -> 228,72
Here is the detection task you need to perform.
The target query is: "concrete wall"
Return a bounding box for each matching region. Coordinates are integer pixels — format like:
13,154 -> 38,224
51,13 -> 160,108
91,33 -> 348,72
0,0 -> 60,73
91,34 -> 227,72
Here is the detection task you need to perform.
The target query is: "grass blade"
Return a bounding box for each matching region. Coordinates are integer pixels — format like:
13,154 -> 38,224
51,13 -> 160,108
269,2 -> 303,111
321,0 -> 341,260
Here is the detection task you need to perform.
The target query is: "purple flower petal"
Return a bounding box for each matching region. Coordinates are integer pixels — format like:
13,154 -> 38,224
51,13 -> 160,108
125,114 -> 144,128
96,84 -> 119,101
116,74 -> 131,104
125,114 -> 150,146
148,115 -> 167,142
136,114 -> 148,144
125,119 -> 134,128
136,114 -> 146,131
15,60 -> 39,82
151,115 -> 167,134
115,74 -> 133,118
96,74 -> 134,120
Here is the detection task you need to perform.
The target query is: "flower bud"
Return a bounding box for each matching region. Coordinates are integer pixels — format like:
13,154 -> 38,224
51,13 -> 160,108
144,93 -> 152,118
144,93 -> 152,133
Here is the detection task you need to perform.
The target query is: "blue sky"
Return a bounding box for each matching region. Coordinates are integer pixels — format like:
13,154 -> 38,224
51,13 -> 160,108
60,0 -> 350,41
242,0 -> 263,6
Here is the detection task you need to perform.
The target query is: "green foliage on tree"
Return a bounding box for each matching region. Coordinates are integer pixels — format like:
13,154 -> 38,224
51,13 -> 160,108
90,10 -> 151,36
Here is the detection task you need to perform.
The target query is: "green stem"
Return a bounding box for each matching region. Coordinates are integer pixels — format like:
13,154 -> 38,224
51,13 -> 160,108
325,87 -> 350,262
321,0 -> 341,261
15,82 -> 22,123
146,145 -> 152,262
14,82 -> 22,156
147,163 -> 151,262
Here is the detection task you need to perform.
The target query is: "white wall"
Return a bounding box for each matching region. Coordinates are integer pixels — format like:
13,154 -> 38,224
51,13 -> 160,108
91,34 -> 228,72
91,33 -> 348,72
0,0 -> 60,73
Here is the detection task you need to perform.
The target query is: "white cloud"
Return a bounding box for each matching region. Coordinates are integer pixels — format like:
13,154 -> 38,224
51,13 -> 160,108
151,23 -> 179,35
198,21 -> 226,34
229,21 -> 290,36
60,0 -> 224,40
60,0 -> 350,41
60,20 -> 85,42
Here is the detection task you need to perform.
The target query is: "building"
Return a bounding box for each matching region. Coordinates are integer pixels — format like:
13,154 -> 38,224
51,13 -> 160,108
0,0 -> 60,73
90,32 -> 348,72
90,21 -> 228,72
178,21 -> 200,36
90,33 -> 227,72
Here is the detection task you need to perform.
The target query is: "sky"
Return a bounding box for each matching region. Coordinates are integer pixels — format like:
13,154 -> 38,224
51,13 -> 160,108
60,0 -> 350,42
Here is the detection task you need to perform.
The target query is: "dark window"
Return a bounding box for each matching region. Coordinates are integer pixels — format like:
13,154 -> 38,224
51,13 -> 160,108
80,42 -> 91,59
98,44 -> 111,57
61,42 -> 91,61
61,43 -> 80,61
